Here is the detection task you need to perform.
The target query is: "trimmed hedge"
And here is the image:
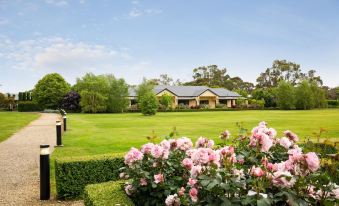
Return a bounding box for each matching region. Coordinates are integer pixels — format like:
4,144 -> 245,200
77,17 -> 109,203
55,153 -> 125,199
18,101 -> 42,112
84,180 -> 134,206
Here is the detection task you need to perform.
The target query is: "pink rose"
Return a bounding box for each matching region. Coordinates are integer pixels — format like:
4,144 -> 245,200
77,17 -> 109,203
279,137 -> 292,149
190,165 -> 202,178
151,145 -> 165,159
178,187 -> 185,197
272,171 -> 296,188
284,130 -> 299,142
124,147 -> 144,166
124,184 -> 134,195
165,194 -> 180,206
176,137 -> 193,151
251,166 -> 264,177
141,143 -> 154,154
182,158 -> 193,169
140,178 -> 147,186
220,130 -> 231,140
189,188 -> 198,202
154,173 -> 164,184
305,152 -> 320,172
260,134 -> 273,152
188,178 -> 197,186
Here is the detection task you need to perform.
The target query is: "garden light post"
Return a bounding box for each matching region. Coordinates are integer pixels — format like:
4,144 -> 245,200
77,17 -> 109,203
56,121 -> 62,146
63,115 -> 67,132
40,144 -> 50,200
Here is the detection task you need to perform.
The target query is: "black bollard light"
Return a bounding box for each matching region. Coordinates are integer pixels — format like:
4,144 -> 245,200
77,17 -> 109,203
40,144 -> 50,200
63,115 -> 67,132
56,121 -> 63,146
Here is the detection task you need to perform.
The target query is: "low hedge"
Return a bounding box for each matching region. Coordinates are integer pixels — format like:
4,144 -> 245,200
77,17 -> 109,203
17,101 -> 42,112
84,180 -> 134,206
55,153 -> 125,199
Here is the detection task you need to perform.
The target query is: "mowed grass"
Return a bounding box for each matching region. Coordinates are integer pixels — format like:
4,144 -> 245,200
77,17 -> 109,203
0,112 -> 40,143
52,109 -> 339,159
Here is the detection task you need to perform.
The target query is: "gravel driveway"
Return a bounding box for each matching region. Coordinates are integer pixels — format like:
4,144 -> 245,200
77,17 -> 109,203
0,113 -> 83,206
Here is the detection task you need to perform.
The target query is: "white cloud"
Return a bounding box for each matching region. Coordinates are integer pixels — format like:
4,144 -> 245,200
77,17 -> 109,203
45,0 -> 68,7
131,0 -> 139,5
0,17 -> 9,25
0,36 -> 131,72
128,8 -> 162,18
129,9 -> 143,17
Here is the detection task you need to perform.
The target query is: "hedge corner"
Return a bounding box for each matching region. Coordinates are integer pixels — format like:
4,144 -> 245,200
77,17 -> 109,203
84,180 -> 134,206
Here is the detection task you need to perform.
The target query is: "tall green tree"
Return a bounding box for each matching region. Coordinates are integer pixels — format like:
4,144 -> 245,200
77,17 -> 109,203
32,73 -> 70,109
105,74 -> 129,113
137,79 -> 158,115
74,73 -> 109,113
252,88 -> 277,108
295,80 -> 314,110
276,81 -> 295,110
310,81 -> 327,108
0,93 -> 5,108
256,60 -> 323,88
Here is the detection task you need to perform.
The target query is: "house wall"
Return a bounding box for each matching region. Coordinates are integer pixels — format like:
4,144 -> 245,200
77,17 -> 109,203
199,97 -> 216,108
189,100 -> 197,107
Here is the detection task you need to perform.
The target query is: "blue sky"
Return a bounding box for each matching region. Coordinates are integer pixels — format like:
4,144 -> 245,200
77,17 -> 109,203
0,0 -> 339,92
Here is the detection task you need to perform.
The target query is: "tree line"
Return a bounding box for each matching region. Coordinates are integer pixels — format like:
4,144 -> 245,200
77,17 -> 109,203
1,59 -> 338,113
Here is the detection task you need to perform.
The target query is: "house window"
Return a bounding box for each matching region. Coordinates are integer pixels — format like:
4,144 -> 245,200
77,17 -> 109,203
178,100 -> 189,105
219,99 -> 228,104
199,100 -> 209,105
130,99 -> 137,105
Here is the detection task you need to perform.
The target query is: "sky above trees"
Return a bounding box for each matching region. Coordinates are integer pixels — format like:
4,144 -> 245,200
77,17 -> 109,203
0,0 -> 339,92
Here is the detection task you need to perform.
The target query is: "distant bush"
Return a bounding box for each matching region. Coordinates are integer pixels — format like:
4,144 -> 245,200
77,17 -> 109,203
18,101 -> 42,112
177,103 -> 190,109
327,100 -> 339,107
61,91 -> 81,112
248,99 -> 265,109
55,153 -> 124,199
215,103 -> 227,108
199,104 -> 210,109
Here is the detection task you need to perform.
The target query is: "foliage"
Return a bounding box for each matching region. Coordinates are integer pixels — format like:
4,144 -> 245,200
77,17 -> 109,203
84,181 -> 134,206
252,88 -> 276,108
159,94 -> 173,110
61,91 -> 81,112
121,122 -> 339,205
18,101 -> 42,112
106,74 -> 129,113
139,92 -> 158,115
177,103 -> 190,109
327,100 -> 339,107
248,99 -> 265,109
295,81 -> 314,110
74,73 -> 109,113
310,81 -> 327,108
256,60 -> 323,88
55,154 -> 124,199
236,98 -> 247,109
32,73 -> 70,109
0,93 -> 5,108
325,86 -> 339,100
184,65 -> 254,92
276,81 -> 295,110
137,79 -> 158,115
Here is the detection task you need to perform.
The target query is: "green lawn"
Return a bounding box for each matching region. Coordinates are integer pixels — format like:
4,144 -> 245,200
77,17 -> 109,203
0,112 -> 40,142
49,109 -> 339,196
52,109 -> 339,159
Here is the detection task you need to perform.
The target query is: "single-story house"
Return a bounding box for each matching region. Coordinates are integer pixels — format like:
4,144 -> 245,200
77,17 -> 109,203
128,85 -> 242,108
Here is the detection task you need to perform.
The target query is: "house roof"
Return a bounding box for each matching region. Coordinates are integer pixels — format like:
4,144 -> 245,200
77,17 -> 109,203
128,85 -> 241,98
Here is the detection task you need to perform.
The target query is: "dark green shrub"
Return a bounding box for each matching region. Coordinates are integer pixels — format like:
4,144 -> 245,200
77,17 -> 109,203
18,101 -> 42,112
55,153 -> 124,199
327,100 -> 339,107
84,181 -> 134,206
301,141 -> 338,157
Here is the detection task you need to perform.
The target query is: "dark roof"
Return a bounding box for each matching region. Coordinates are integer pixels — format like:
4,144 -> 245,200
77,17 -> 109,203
128,85 -> 241,98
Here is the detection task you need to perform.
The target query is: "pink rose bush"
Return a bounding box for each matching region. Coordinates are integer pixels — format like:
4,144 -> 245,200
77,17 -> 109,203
121,122 -> 338,205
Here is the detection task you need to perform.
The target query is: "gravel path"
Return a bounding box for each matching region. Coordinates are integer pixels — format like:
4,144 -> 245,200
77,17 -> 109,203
0,113 -> 83,206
